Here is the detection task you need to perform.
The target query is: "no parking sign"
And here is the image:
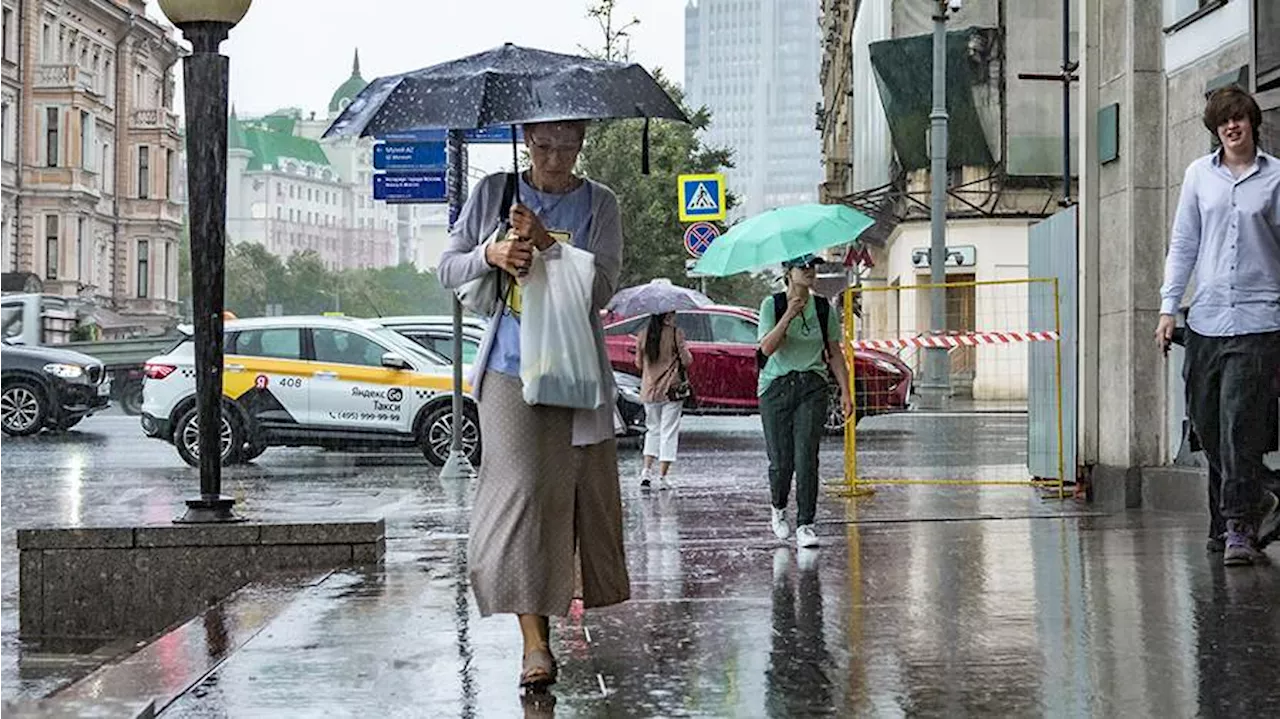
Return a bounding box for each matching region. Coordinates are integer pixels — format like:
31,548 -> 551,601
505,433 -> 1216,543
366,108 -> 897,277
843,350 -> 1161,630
683,222 -> 720,258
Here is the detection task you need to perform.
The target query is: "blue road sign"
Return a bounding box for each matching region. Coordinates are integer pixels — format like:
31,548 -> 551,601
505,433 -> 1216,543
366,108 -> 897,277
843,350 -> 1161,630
375,127 -> 524,144
683,222 -> 720,258
373,172 -> 447,203
678,173 -> 726,222
373,141 -> 446,171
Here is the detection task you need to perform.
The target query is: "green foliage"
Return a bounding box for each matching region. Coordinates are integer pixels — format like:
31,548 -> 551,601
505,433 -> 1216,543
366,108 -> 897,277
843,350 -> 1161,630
217,242 -> 452,319
577,77 -> 774,309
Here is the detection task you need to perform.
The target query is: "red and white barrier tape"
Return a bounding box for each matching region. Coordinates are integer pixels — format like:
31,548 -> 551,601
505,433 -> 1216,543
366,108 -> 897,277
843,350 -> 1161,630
850,331 -> 1060,350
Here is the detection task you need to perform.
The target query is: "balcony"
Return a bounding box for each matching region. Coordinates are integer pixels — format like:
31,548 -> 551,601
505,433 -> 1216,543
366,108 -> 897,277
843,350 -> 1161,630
34,64 -> 97,94
122,197 -> 185,226
131,108 -> 180,132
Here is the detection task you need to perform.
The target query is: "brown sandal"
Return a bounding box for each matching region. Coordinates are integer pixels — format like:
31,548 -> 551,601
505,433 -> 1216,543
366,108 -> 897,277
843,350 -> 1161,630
520,648 -> 559,689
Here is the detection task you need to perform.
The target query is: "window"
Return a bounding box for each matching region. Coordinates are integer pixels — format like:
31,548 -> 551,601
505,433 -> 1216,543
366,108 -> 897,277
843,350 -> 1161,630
0,102 -> 8,163
229,328 -> 302,360
1163,0 -> 1220,28
101,143 -> 112,193
42,23 -> 51,62
164,242 -> 171,298
46,107 -> 59,167
76,217 -> 86,280
2,9 -> 13,62
136,239 -> 149,298
709,314 -> 759,345
137,146 -> 149,198
605,316 -> 649,337
308,188 -> 313,201
674,313 -> 713,342
404,332 -> 479,365
165,149 -> 174,199
311,328 -> 389,367
1258,0 -> 1280,90
44,215 -> 59,280
79,111 -> 93,170
1,100 -> 13,162
290,185 -> 296,199
1,302 -> 22,339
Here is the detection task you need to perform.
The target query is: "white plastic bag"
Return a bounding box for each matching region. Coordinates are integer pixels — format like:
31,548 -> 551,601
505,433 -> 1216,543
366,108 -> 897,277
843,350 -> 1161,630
519,243 -> 604,410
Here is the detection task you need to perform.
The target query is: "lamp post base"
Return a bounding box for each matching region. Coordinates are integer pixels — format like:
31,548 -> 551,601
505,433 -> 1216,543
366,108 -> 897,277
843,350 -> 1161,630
439,450 -> 477,481
915,382 -> 952,411
175,495 -> 245,524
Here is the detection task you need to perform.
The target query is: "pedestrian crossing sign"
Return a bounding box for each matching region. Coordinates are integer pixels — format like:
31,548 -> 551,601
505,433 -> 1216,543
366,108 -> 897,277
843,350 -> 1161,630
678,173 -> 726,222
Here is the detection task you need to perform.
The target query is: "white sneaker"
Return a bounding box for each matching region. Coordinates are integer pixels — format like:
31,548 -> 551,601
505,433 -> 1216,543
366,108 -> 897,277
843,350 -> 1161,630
795,524 -> 819,549
658,474 -> 673,491
639,467 -> 653,489
771,507 -> 790,540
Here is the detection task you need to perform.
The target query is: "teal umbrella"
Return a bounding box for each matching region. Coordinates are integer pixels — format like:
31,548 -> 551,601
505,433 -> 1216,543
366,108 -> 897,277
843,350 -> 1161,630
691,204 -> 874,277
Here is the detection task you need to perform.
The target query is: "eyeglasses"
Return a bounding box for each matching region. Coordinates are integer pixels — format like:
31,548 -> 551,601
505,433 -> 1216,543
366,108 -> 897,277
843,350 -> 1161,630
528,141 -> 581,156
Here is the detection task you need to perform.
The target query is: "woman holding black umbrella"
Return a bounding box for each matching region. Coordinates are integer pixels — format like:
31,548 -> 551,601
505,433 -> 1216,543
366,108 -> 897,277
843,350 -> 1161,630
438,120 -> 629,690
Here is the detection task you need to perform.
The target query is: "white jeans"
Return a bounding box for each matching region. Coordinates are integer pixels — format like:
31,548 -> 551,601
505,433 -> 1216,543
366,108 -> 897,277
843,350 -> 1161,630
643,401 -> 684,463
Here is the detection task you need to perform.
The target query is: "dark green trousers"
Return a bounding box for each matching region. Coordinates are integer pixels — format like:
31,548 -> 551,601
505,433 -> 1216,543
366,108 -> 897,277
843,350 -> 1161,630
760,370 -> 828,527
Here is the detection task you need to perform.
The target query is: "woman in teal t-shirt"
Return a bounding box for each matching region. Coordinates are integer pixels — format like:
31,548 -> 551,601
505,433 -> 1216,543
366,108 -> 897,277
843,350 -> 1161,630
757,254 -> 852,549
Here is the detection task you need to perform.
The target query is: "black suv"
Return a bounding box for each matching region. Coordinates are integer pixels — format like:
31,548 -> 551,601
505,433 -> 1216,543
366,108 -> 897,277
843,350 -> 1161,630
1,339 -> 110,435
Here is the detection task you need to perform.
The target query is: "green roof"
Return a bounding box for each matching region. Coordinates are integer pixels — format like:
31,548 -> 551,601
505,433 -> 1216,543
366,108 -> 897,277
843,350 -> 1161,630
329,49 -> 367,113
239,123 -> 331,172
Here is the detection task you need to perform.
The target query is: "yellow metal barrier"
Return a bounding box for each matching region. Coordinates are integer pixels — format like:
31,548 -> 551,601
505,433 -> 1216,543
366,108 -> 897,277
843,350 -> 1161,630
829,277 -> 1066,498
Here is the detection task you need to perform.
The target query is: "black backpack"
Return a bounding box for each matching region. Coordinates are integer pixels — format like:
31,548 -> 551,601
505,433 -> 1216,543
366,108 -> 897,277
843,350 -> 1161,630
755,293 -> 831,369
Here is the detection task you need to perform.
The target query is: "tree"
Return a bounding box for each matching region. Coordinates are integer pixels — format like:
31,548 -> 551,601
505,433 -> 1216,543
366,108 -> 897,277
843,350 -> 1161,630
575,42 -> 776,307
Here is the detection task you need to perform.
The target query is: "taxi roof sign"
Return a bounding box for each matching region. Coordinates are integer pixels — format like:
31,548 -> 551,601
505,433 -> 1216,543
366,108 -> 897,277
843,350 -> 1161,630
678,173 -> 726,223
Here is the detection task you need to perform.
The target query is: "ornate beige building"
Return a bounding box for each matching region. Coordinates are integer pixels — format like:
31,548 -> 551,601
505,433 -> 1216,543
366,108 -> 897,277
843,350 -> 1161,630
2,0 -> 182,331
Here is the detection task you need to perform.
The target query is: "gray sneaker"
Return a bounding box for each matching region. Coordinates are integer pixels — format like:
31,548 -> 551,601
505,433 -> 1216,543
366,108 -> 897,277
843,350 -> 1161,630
1224,520 -> 1266,567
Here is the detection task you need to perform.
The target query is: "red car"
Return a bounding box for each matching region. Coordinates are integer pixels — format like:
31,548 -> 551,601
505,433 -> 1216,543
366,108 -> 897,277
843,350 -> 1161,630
604,305 -> 913,431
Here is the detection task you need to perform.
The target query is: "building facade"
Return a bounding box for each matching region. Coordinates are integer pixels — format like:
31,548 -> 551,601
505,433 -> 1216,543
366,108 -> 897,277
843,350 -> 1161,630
817,0 -> 1075,401
1080,0 -> 1278,506
685,0 -> 824,219
224,51 -> 449,274
2,0 -> 183,332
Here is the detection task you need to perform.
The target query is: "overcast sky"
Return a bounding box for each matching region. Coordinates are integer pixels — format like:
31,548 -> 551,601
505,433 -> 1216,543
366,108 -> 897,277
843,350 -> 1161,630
146,0 -> 688,119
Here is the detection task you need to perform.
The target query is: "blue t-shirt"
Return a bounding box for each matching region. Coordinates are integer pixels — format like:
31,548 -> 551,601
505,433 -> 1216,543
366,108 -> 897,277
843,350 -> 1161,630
488,176 -> 593,376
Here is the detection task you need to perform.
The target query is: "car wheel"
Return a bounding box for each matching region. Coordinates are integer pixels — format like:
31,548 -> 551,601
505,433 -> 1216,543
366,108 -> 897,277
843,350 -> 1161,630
418,402 -> 482,467
1,380 -> 48,436
174,405 -> 244,468
119,381 -> 144,416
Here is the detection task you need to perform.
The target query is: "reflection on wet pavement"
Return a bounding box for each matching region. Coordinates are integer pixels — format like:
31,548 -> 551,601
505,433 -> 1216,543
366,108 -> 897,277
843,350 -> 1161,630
3,414 -> 1279,716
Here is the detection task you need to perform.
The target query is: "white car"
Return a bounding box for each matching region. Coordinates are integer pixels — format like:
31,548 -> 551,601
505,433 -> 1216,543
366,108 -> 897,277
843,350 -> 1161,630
140,315 -> 480,467
368,315 -> 647,437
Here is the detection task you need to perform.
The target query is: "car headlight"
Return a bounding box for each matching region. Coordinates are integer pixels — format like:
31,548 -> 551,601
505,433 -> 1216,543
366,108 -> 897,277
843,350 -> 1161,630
613,373 -> 642,403
43,363 -> 85,379
871,359 -> 902,375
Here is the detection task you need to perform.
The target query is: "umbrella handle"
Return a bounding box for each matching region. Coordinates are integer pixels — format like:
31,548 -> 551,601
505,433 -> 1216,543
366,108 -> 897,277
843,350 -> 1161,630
510,125 -> 522,205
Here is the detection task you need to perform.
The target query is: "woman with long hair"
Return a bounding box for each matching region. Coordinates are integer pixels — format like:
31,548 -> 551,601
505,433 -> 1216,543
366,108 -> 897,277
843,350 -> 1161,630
635,311 -> 693,489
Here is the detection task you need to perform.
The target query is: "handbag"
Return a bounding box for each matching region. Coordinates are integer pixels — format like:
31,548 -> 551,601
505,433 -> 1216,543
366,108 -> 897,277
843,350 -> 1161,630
455,173 -> 517,317
666,334 -> 693,402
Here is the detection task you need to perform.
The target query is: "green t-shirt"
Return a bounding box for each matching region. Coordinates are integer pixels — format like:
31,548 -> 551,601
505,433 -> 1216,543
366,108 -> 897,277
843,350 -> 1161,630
757,294 -> 840,396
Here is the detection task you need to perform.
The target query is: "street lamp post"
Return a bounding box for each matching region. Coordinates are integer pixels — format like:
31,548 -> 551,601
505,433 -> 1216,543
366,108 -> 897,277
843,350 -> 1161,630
440,129 -> 475,481
160,0 -> 252,523
920,0 -> 957,409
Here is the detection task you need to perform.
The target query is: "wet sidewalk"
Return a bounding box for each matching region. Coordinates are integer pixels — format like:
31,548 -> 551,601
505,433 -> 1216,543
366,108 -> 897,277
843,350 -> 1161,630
73,480 -> 1280,717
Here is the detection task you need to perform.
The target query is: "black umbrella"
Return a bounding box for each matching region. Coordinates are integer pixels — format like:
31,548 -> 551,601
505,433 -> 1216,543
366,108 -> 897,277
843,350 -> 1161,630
322,43 -> 689,174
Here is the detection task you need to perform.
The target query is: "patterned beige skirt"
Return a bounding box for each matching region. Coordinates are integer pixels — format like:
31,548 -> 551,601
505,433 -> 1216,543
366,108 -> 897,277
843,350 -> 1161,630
469,372 -> 631,617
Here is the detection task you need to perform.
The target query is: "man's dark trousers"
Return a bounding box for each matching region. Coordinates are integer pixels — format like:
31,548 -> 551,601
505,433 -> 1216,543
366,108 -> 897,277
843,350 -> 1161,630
1185,329 -> 1280,524
761,371 -> 828,527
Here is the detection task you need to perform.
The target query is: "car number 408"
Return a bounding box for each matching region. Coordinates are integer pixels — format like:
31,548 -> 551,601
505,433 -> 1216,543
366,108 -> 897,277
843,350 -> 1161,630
278,377 -> 304,388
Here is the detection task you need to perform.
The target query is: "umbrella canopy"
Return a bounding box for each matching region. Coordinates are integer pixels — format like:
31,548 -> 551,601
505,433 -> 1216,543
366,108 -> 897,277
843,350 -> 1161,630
607,279 -> 712,318
691,204 -> 874,277
323,43 -> 689,140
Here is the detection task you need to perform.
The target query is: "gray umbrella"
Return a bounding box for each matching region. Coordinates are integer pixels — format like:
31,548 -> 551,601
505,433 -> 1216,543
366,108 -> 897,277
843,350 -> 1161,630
607,279 -> 712,318
323,43 -> 689,173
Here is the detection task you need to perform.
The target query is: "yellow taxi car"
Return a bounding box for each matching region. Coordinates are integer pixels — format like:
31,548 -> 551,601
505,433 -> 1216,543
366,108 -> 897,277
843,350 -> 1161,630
140,316 -> 478,467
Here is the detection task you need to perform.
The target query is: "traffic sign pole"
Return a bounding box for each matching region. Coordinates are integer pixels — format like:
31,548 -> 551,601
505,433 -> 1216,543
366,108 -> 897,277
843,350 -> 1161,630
441,130 -> 475,482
